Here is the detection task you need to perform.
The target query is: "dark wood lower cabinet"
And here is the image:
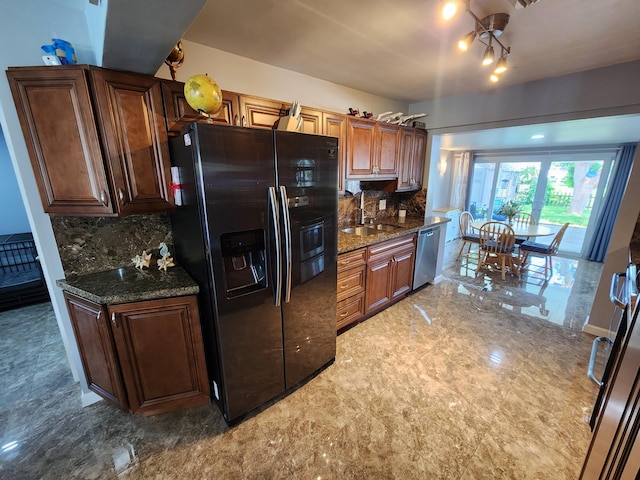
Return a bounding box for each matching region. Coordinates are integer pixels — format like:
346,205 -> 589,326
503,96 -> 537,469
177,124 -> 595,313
365,234 -> 416,315
337,233 -> 417,331
64,293 -> 210,415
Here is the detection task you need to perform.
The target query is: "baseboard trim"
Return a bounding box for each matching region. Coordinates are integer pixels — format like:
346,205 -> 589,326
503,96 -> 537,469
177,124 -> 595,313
81,391 -> 103,407
582,317 -> 612,338
433,274 -> 444,284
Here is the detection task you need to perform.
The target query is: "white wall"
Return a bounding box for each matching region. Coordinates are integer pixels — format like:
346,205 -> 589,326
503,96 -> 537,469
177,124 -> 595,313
0,0 -> 103,403
409,60 -> 640,132
0,129 -> 29,235
155,40 -> 408,116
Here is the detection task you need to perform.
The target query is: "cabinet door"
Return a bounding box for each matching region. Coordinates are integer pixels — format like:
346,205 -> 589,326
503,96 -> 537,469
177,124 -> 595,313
346,117 -> 375,178
239,95 -> 290,129
397,128 -> 415,191
391,246 -> 416,299
299,107 -> 323,134
411,129 -> 427,189
108,296 -> 210,416
161,80 -> 240,134
374,122 -> 400,176
7,66 -> 114,215
365,256 -> 393,314
323,112 -> 347,193
90,67 -> 174,215
63,292 -> 128,410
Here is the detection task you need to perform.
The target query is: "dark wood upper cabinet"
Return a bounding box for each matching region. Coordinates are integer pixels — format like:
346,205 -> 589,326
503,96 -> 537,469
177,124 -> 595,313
374,122 -> 400,177
240,95 -> 291,129
7,66 -> 113,216
345,117 -> 376,178
7,65 -> 175,216
89,67 -> 174,215
161,80 -> 241,134
298,107 -> 323,134
322,112 -> 347,193
397,127 -> 427,192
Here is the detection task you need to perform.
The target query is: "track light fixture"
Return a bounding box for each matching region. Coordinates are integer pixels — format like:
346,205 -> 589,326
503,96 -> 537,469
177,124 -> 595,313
441,0 -> 512,82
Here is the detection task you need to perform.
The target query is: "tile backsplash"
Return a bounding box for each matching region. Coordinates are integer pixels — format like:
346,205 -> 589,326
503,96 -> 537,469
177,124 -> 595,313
51,214 -> 173,277
339,184 -> 426,226
50,187 -> 427,277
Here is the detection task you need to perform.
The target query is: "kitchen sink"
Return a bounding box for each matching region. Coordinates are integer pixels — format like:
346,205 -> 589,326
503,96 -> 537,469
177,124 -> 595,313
372,224 -> 399,232
341,226 -> 379,236
341,224 -> 400,236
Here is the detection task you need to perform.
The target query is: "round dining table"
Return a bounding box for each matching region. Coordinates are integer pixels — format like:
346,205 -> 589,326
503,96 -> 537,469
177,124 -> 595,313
470,220 -> 555,238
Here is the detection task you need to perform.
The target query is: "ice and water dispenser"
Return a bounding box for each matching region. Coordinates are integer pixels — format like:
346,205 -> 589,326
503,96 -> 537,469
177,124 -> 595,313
220,229 -> 267,298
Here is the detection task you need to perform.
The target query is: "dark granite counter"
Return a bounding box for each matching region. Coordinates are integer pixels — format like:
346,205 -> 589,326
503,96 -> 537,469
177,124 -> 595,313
337,215 -> 451,254
56,265 -> 199,305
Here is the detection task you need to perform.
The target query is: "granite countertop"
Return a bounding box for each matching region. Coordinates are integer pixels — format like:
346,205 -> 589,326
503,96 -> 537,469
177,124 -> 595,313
337,215 -> 451,254
56,265 -> 199,305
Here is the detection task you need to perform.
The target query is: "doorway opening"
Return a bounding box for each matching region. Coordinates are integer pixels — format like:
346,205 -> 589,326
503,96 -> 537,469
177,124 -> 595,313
467,149 -> 618,256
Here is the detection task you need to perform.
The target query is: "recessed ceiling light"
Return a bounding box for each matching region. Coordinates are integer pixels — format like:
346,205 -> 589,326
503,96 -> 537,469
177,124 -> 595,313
531,134 -> 545,139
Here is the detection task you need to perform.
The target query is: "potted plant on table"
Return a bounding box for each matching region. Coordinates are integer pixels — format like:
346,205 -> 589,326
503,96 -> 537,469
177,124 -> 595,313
497,200 -> 521,225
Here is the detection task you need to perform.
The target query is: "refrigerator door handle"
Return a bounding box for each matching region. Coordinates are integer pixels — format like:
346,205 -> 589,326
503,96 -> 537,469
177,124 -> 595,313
279,185 -> 293,303
269,187 -> 283,306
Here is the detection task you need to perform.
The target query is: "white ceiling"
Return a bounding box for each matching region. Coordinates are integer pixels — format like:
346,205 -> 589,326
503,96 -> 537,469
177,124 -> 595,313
180,0 -> 640,150
183,0 -> 640,104
95,0 -> 640,150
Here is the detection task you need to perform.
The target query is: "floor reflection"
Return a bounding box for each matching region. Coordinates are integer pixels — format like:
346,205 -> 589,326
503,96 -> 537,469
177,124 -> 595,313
447,253 -> 602,329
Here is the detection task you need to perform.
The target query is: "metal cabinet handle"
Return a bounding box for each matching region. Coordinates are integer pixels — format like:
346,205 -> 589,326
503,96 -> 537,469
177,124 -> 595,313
110,312 -> 117,327
241,115 -> 246,127
340,284 -> 349,290
234,114 -> 239,126
100,190 -> 108,206
340,259 -> 351,265
97,310 -> 102,321
588,336 -> 613,386
118,188 -> 125,203
609,272 -> 627,309
339,311 -> 348,318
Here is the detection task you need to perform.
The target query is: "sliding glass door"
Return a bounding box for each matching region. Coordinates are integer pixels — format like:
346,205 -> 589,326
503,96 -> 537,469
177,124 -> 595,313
468,150 -> 616,256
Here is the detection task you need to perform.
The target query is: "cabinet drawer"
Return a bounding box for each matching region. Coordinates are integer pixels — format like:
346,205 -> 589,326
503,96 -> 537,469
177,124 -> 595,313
367,234 -> 417,263
337,265 -> 365,302
337,292 -> 365,331
337,248 -> 366,273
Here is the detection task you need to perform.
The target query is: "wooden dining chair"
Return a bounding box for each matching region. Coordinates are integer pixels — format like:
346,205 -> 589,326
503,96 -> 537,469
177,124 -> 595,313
518,222 -> 570,279
456,211 -> 481,261
513,212 -> 537,244
477,221 -> 517,280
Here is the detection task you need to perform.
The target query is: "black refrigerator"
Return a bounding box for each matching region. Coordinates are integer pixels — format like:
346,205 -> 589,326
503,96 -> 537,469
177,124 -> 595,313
169,123 -> 338,423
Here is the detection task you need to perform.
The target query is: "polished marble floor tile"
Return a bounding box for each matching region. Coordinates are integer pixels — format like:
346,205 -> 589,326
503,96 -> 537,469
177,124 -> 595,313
0,256 -> 603,479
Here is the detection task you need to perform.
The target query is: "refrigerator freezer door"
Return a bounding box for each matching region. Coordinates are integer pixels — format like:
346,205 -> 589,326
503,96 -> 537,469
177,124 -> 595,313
188,124 -> 286,422
275,131 -> 338,388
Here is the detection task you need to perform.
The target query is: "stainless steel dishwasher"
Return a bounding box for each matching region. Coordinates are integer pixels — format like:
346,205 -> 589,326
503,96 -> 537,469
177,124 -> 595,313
413,226 -> 440,290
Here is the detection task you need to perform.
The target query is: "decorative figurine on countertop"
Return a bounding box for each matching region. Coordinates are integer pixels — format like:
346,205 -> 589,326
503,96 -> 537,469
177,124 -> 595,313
132,250 -> 152,270
157,242 -> 175,271
159,242 -> 170,257
157,254 -> 175,271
